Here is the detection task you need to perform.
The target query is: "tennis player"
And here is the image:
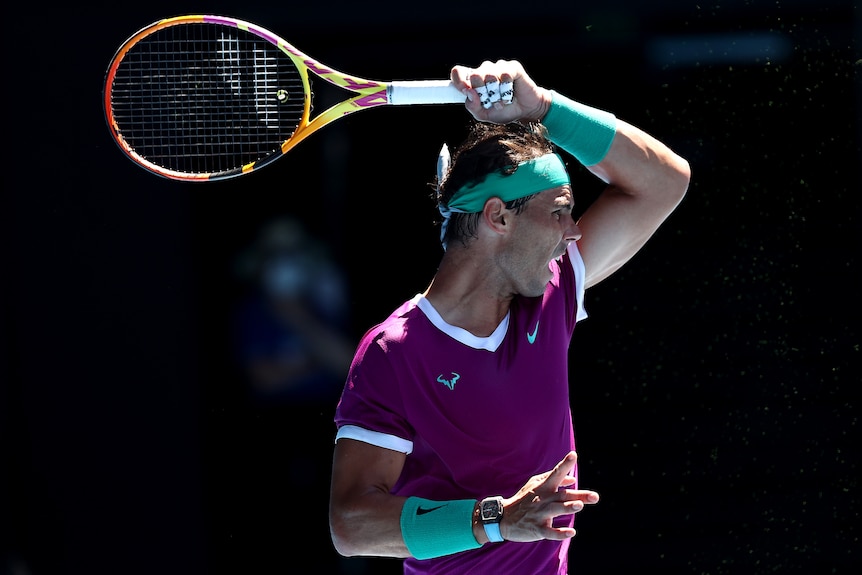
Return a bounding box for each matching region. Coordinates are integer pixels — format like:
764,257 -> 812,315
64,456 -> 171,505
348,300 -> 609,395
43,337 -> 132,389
329,59 -> 691,574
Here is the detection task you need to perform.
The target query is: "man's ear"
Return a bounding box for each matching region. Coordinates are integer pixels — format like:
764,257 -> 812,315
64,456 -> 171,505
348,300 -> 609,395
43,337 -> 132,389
482,197 -> 509,235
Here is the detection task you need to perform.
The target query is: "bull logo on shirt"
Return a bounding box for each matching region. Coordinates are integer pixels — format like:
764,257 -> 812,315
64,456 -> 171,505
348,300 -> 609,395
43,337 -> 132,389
436,372 -> 460,390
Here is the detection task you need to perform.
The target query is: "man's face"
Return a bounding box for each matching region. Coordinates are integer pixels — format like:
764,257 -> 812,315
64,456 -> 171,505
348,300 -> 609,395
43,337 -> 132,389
500,186 -> 581,298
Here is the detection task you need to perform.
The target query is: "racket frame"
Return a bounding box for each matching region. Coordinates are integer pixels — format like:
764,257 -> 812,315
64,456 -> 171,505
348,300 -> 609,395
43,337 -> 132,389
103,14 -> 464,181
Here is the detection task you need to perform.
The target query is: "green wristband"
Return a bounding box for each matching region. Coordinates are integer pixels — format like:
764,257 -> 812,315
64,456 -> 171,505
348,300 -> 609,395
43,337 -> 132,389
400,496 -> 481,560
542,90 -> 618,166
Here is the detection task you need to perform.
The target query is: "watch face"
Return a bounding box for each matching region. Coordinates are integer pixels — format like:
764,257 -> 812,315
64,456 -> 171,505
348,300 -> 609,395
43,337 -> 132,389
481,498 -> 502,521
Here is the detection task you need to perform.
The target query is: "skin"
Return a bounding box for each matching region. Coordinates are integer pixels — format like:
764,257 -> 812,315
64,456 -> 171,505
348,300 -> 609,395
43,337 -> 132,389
329,59 -> 691,558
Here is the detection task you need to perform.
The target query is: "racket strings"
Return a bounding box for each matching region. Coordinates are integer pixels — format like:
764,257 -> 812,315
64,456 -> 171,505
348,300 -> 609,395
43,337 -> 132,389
110,23 -> 306,175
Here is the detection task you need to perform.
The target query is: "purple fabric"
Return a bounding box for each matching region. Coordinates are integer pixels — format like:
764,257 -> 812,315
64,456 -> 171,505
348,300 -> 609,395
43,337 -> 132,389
334,247 -> 585,574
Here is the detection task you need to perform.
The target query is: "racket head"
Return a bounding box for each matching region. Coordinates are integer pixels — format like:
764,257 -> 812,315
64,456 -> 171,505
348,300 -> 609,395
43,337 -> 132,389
103,15 -> 348,181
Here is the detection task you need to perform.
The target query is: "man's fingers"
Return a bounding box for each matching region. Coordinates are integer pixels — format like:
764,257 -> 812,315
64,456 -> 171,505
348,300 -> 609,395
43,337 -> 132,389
559,475 -> 576,488
530,451 -> 577,489
452,64 -> 517,109
500,80 -> 514,104
473,75 -> 500,109
544,526 -> 577,541
553,451 -> 578,476
561,490 -> 600,506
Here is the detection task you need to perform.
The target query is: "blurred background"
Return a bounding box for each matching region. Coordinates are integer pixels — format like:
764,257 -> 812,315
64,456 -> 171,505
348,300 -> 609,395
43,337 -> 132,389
2,1 -> 859,574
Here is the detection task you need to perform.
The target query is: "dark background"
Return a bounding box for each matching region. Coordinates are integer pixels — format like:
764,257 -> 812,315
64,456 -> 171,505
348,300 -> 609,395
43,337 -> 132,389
2,1 -> 860,574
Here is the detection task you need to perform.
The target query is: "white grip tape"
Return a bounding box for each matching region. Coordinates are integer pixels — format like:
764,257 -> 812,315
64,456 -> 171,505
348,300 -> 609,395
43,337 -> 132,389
388,80 -> 466,105
500,81 -> 514,104
476,81 -> 506,109
475,85 -> 491,108
486,81 -> 501,103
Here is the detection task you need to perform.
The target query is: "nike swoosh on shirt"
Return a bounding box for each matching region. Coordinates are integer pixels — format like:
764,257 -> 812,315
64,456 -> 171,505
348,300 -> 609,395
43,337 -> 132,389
527,320 -> 540,344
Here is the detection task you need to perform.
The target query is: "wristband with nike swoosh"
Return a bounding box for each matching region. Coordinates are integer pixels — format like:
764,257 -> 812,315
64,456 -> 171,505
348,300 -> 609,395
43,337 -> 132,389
400,496 -> 481,559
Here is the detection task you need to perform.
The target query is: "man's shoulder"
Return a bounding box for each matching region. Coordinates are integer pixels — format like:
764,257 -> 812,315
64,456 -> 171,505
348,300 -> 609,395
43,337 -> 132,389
358,295 -> 426,346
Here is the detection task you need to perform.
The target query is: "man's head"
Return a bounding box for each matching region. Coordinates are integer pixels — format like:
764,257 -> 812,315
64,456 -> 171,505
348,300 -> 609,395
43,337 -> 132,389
435,121 -> 566,250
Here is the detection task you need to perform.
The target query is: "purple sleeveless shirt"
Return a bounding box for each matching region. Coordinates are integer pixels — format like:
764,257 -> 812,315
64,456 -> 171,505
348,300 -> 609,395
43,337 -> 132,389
334,243 -> 588,574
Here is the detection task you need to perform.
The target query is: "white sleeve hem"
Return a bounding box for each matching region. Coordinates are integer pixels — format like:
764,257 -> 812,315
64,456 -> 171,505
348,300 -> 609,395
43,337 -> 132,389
335,425 -> 414,454
568,242 -> 589,322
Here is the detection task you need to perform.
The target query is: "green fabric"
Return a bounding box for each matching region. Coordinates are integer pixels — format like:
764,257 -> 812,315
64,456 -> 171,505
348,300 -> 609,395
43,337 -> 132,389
400,496 -> 481,560
542,90 -> 617,166
447,153 -> 570,213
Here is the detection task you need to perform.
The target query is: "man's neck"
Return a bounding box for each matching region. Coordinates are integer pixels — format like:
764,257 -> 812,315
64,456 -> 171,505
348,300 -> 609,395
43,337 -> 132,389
423,255 -> 513,337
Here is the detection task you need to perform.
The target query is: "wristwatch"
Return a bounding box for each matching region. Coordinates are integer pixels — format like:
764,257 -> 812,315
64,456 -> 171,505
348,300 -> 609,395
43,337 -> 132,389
479,496 -> 505,543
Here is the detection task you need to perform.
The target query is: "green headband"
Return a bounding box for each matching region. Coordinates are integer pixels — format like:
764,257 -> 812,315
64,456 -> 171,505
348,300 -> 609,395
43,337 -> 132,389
446,153 -> 570,213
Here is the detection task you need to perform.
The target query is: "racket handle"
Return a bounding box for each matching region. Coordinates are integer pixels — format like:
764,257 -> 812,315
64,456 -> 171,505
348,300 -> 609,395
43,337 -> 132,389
388,80 -> 466,105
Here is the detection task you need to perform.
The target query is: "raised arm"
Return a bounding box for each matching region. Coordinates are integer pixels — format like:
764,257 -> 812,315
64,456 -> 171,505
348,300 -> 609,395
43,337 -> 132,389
450,60 -> 691,288
572,117 -> 690,288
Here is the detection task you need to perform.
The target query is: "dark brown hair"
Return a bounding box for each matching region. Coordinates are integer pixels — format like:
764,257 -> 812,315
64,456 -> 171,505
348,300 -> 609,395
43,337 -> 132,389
432,121 -> 558,249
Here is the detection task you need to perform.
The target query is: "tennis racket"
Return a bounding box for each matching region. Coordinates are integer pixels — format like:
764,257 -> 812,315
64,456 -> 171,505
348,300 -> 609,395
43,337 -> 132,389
103,14 -> 466,182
